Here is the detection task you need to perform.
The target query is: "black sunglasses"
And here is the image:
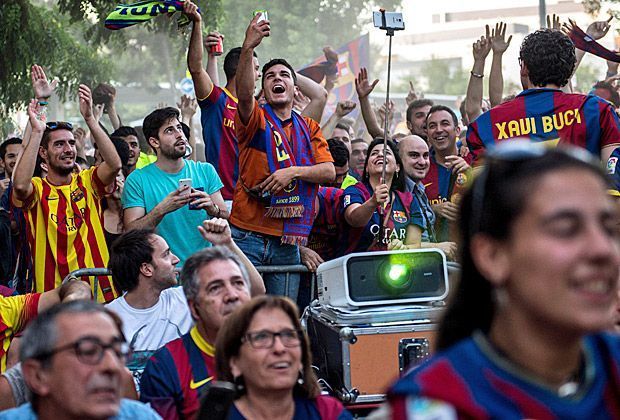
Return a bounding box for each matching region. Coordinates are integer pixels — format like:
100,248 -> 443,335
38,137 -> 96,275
470,141 -> 599,236
46,121 -> 74,131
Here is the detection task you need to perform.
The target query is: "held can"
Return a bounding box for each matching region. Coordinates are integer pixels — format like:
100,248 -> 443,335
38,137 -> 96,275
209,35 -> 223,56
253,9 -> 268,23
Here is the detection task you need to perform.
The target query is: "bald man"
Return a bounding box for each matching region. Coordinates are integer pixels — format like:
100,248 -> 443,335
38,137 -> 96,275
398,136 -> 457,260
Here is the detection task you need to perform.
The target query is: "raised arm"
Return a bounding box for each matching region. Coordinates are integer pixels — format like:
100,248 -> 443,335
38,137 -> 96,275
12,100 -> 45,202
465,27 -> 491,123
79,85 -> 121,185
185,1 -> 213,101
236,14 -> 270,125
489,22 -> 512,107
198,218 -> 265,295
355,68 -> 383,138
205,32 -> 222,87
344,184 -> 388,228
297,72 -> 328,122
321,101 -> 356,138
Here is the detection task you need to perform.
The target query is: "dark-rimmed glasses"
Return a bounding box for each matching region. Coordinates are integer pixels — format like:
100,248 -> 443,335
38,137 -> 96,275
45,121 -> 73,131
36,336 -> 132,365
242,329 -> 302,349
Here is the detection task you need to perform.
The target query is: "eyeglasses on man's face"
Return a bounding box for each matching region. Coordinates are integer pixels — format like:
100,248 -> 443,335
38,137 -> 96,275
37,336 -> 132,365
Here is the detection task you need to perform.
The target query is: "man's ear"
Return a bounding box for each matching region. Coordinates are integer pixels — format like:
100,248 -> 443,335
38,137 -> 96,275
406,121 -> 414,132
188,299 -> 199,321
22,359 -> 52,397
148,137 -> 159,152
470,234 -> 511,287
38,146 -> 48,162
139,262 -> 153,278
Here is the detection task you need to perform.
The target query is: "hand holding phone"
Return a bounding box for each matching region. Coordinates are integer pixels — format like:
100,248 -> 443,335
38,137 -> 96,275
178,178 -> 192,197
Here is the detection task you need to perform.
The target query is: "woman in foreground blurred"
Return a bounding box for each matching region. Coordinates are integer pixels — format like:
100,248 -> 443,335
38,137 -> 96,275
388,143 -> 620,417
216,295 -> 352,419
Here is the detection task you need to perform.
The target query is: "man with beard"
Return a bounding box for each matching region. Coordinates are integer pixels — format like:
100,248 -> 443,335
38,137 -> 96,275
12,72 -> 121,303
122,107 -> 226,265
139,246 -> 259,420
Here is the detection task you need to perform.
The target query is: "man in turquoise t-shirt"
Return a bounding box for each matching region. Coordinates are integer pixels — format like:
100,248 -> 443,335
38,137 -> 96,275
122,107 -> 226,265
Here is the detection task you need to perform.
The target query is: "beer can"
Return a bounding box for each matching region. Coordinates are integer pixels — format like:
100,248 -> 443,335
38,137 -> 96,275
253,9 -> 268,22
209,35 -> 223,56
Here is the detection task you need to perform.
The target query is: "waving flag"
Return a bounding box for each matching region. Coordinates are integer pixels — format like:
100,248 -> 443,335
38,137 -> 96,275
299,34 -> 370,123
104,0 -> 198,30
568,23 -> 620,63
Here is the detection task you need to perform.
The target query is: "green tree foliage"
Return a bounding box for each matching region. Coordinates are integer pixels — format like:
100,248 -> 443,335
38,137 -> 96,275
218,0 -> 401,69
0,0 -> 112,118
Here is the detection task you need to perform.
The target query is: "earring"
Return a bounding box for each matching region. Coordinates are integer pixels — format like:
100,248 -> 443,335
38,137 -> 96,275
297,370 -> 304,386
233,375 -> 245,392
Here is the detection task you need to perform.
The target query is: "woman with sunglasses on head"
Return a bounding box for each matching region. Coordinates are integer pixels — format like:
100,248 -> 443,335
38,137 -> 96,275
386,142 -> 620,418
215,295 -> 352,420
340,138 -> 424,254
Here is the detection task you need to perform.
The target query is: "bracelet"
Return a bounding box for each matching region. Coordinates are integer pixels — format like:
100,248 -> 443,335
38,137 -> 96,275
211,203 -> 220,218
38,101 -> 48,106
470,71 -> 484,79
606,71 -> 617,78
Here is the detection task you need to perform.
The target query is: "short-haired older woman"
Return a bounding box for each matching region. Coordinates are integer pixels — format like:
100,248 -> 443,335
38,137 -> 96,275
387,143 -> 620,417
216,295 -> 352,419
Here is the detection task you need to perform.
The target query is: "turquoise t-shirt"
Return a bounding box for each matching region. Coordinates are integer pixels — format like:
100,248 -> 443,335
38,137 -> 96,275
122,160 -> 223,266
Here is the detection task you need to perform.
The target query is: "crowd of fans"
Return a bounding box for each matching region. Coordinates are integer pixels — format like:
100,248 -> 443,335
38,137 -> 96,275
0,2 -> 620,418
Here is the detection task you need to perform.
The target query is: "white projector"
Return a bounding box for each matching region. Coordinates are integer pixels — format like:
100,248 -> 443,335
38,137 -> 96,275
316,249 -> 448,308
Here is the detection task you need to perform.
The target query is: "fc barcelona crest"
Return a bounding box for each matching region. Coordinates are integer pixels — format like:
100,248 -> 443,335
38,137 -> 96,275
392,210 -> 407,224
70,189 -> 84,203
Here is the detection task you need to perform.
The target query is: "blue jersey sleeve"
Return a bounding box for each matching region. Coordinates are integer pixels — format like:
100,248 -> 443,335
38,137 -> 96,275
121,169 -> 145,210
139,349 -> 183,420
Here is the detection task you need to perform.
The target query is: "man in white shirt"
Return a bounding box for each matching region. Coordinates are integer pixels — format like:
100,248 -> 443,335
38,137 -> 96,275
106,218 -> 264,386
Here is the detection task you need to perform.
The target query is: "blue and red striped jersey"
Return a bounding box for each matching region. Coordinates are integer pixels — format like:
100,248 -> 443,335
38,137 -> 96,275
388,333 -> 620,419
199,85 -> 239,200
139,326 -> 215,420
308,187 -> 344,260
467,88 -> 620,160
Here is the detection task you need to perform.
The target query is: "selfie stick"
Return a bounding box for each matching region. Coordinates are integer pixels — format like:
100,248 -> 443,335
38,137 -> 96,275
379,9 -> 396,184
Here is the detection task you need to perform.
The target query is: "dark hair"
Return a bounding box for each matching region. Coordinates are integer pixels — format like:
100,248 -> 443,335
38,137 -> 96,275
215,295 -> 321,399
142,107 -> 180,147
406,99 -> 434,124
362,138 -> 406,192
593,81 -> 620,108
108,229 -> 156,293
0,137 -> 22,160
41,122 -> 74,149
261,58 -> 297,87
92,83 -> 116,107
334,122 -> 351,133
426,105 -> 458,127
327,138 -> 350,167
519,29 -> 575,88
111,126 -> 138,139
181,122 -> 190,141
437,147 -> 610,351
110,136 -> 130,174
224,47 -> 258,81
